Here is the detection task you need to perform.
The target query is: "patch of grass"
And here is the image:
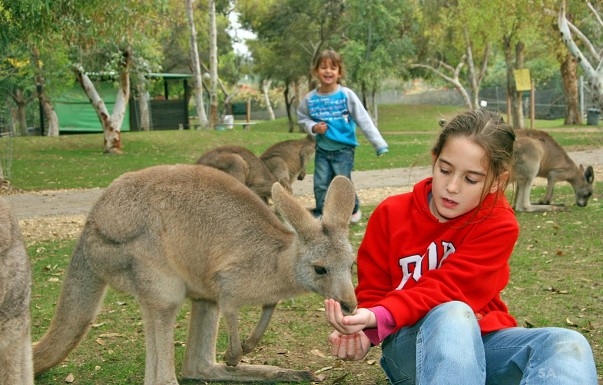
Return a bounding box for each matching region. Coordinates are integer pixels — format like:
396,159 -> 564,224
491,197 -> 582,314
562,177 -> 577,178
6,105 -> 603,191
14,104 -> 603,383
28,183 -> 603,384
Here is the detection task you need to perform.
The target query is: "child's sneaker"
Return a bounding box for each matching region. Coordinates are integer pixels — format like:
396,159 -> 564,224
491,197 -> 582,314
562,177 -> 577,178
350,210 -> 362,224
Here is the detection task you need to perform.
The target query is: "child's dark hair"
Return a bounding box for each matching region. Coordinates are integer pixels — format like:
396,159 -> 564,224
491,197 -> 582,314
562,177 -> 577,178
433,109 -> 515,203
312,49 -> 346,82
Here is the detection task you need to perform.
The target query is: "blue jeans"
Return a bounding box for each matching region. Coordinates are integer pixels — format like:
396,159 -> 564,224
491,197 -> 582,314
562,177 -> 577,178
380,301 -> 598,385
312,146 -> 359,217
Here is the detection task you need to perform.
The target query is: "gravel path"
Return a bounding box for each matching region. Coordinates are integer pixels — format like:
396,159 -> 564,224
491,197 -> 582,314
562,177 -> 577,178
4,148 -> 603,242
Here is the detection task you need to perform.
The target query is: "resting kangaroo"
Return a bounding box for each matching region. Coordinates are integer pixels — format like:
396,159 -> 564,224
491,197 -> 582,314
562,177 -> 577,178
196,145 -> 282,203
513,129 -> 594,212
0,197 -> 33,385
33,165 -> 357,384
260,134 -> 316,192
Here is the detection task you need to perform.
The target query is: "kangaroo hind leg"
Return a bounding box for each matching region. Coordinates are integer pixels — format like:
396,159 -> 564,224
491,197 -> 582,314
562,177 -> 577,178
137,278 -> 186,385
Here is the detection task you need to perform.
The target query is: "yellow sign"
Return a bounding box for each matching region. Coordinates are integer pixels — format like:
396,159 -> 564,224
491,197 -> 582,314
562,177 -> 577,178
514,69 -> 532,91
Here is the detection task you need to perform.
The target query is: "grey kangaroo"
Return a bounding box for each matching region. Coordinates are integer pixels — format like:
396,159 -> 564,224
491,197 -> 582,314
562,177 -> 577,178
260,134 -> 316,193
0,197 -> 33,385
196,145 -> 281,203
32,164 -> 357,384
513,129 -> 594,212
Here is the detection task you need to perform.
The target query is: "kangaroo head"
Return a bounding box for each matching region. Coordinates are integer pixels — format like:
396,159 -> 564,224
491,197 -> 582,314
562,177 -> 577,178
575,165 -> 595,207
272,175 -> 358,315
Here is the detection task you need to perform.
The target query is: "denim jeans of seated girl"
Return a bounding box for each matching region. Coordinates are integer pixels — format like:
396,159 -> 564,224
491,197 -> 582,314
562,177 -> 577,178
380,301 -> 597,385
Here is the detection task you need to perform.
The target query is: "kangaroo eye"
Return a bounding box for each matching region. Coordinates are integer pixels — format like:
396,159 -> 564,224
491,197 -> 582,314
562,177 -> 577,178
314,266 -> 328,275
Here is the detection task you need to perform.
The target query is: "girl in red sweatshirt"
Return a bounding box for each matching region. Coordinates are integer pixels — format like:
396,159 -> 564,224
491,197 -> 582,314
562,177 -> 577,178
325,109 -> 597,384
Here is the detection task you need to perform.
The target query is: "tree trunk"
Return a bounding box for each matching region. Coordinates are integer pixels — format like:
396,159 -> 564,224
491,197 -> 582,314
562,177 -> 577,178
284,83 -> 295,132
10,88 -> 28,136
503,36 -> 525,129
40,93 -> 59,136
410,61 -> 473,110
262,79 -> 275,120
74,49 -> 131,154
209,0 -> 218,128
558,0 -> 603,111
32,46 -> 59,136
186,0 -> 208,129
560,53 -> 581,125
137,74 -> 151,131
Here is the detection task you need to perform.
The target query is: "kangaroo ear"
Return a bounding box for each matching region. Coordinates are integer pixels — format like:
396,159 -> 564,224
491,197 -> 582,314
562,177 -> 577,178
584,165 -> 594,183
322,176 -> 355,229
272,182 -> 318,236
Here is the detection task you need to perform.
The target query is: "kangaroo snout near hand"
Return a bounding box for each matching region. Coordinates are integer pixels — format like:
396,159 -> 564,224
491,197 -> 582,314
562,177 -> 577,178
339,300 -> 357,315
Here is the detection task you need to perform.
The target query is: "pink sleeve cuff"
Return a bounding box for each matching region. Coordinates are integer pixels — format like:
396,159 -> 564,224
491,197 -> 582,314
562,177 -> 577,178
363,306 -> 396,345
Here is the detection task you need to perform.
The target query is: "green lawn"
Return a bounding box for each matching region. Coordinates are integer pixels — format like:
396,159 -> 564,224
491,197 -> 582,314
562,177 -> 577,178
5,104 -> 603,383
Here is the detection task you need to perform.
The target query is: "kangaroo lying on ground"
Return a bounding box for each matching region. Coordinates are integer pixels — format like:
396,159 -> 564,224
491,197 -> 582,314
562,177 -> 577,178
260,134 -> 316,193
513,129 -> 595,212
0,197 -> 33,385
196,145 -> 282,203
33,165 -> 357,384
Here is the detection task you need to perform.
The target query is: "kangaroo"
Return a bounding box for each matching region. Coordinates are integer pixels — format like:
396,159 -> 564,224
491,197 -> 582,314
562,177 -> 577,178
513,129 -> 595,212
32,164 -> 357,384
196,145 -> 282,203
0,197 -> 33,385
260,134 -> 316,193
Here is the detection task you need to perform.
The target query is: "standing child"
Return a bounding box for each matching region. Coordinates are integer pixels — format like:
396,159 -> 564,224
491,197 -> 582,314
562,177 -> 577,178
297,49 -> 388,223
325,109 -> 598,384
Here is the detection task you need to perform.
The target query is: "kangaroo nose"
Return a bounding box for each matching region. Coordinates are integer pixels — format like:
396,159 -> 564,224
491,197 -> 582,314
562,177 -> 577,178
339,301 -> 357,315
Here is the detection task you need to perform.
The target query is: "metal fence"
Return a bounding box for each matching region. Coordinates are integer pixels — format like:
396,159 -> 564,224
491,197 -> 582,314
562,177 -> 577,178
375,77 -> 599,121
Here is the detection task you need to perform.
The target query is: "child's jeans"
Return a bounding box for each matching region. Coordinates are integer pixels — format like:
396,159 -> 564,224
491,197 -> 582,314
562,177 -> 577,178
380,301 -> 598,385
312,146 -> 359,217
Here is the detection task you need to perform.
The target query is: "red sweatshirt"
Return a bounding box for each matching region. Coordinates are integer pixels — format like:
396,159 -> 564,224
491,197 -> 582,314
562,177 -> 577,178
356,177 -> 519,335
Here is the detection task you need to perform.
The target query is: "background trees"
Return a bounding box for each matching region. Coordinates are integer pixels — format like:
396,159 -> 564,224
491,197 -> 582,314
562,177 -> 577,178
1,0 -> 601,142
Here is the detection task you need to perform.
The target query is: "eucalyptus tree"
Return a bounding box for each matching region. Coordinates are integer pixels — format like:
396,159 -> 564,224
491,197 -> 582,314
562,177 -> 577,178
239,0 -> 345,131
0,0 -> 74,136
408,0 -> 497,111
340,0 -> 414,118
60,1 -> 168,153
187,0 -> 209,129
558,0 -> 603,111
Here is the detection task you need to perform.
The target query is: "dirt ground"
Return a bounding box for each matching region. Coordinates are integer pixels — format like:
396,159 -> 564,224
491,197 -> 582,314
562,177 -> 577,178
3,147 -> 603,243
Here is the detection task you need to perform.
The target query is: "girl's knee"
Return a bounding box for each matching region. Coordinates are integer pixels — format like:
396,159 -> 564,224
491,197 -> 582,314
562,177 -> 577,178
421,301 -> 480,340
428,301 -> 476,326
546,328 -> 593,357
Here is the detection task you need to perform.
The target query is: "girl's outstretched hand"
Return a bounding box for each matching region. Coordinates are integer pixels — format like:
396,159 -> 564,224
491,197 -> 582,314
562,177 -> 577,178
312,121 -> 328,134
328,330 -> 372,361
325,299 -> 376,335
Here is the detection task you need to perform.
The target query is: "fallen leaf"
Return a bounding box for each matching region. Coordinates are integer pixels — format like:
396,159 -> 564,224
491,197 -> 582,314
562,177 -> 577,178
566,318 -> 578,327
65,373 -> 74,383
315,366 -> 334,374
311,349 -> 326,358
99,333 -> 124,338
95,338 -> 105,346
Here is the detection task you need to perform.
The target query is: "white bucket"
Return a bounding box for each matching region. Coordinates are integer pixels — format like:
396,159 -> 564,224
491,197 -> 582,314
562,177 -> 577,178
223,115 -> 234,129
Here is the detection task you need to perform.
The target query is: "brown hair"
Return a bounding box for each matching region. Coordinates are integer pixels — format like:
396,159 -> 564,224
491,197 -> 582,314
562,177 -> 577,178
433,109 -> 515,205
312,49 -> 346,83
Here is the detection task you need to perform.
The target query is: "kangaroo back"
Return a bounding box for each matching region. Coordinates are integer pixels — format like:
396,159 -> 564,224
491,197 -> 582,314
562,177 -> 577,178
260,135 -> 316,192
197,145 -> 277,202
0,197 -> 33,385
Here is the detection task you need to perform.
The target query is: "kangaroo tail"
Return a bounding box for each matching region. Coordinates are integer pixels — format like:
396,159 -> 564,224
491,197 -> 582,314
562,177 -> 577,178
33,238 -> 107,375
